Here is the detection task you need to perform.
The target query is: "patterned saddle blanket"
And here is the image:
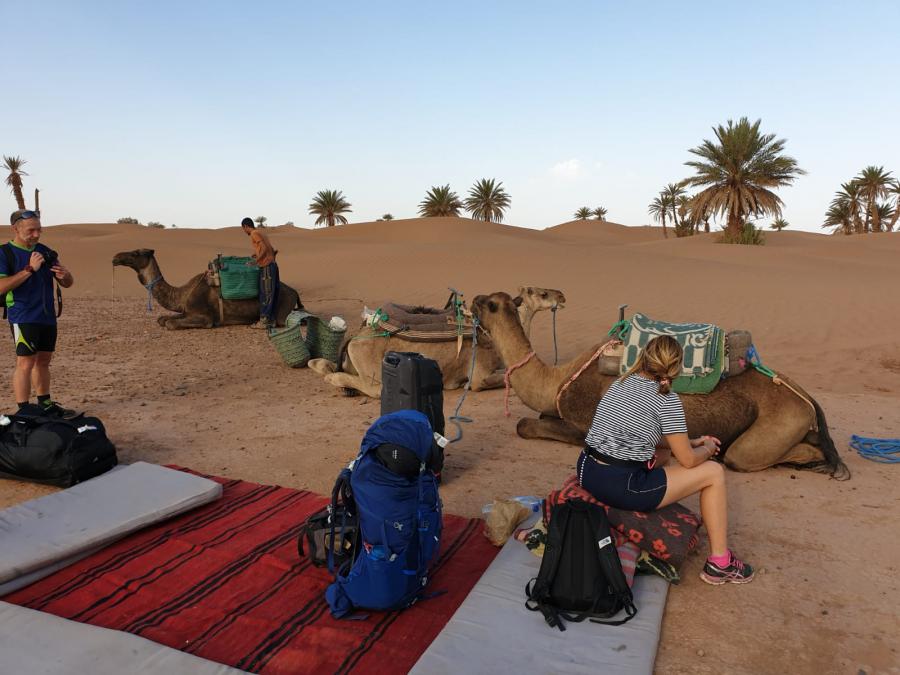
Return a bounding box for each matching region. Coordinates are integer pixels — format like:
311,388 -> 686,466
620,313 -> 725,394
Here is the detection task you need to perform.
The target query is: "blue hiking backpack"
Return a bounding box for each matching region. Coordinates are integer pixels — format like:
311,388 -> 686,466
326,410 -> 443,618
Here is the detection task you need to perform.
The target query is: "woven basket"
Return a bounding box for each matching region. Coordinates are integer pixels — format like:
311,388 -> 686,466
268,323 -> 310,368
305,316 -> 346,363
218,256 -> 259,300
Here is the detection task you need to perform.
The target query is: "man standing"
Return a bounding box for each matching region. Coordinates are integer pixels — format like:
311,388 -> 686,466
0,210 -> 75,415
241,217 -> 279,329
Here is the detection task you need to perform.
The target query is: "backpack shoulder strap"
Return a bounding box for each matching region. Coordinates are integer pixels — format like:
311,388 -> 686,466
583,504 -> 637,626
327,467 -> 356,574
1,244 -> 14,321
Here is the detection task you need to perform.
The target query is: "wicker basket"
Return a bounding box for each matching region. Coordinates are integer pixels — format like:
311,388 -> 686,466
268,323 -> 310,368
217,256 -> 259,300
305,316 -> 346,363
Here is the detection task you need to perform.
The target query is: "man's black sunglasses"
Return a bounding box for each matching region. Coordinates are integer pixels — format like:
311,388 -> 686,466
12,210 -> 40,225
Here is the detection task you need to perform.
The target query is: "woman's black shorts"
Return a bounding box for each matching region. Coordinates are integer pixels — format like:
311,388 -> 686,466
576,449 -> 668,512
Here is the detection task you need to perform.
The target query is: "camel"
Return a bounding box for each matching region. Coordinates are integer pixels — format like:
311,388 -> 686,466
112,249 -> 301,330
471,291 -> 848,478
309,287 -> 566,398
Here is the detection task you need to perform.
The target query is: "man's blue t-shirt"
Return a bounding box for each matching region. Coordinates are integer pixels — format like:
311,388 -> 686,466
0,242 -> 58,325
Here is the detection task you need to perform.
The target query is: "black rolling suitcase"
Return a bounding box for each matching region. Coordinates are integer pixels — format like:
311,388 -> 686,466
381,351 -> 445,477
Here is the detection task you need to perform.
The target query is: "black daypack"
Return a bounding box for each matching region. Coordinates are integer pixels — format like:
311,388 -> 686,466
525,499 -> 637,632
297,469 -> 360,570
0,412 -> 117,487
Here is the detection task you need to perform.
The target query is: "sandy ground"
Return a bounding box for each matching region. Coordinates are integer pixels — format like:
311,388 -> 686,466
1,219 -> 898,674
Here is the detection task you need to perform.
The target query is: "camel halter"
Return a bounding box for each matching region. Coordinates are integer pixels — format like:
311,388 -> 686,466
551,303 -> 559,365
143,275 -> 161,313
555,339 -> 620,418
504,350 -> 536,417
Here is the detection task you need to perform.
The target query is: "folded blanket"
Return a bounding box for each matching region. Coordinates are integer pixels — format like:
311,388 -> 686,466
544,475 -> 702,570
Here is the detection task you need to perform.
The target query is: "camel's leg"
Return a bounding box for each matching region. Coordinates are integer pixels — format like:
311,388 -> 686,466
324,372 -> 382,399
163,314 -> 215,330
782,442 -> 828,467
158,313 -> 185,327
308,358 -> 337,375
470,371 -> 505,391
722,416 -> 809,472
516,417 -> 584,445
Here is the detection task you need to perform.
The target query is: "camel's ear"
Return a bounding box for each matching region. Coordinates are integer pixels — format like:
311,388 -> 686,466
513,295 -> 523,307
517,286 -> 525,296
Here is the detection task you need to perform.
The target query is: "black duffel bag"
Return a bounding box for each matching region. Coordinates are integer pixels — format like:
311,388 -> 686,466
0,412 -> 118,487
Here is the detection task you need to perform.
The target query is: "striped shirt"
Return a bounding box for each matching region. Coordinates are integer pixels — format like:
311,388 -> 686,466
585,374 -> 687,462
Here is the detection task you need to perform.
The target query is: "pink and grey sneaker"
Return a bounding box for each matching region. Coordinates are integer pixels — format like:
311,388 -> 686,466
700,552 -> 755,585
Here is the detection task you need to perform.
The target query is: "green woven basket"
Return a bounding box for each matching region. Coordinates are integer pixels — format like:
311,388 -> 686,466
267,323 -> 310,368
305,316 -> 346,363
218,256 -> 259,300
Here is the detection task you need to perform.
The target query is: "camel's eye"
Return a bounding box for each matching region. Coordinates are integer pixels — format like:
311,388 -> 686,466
488,301 -> 498,313
540,292 -> 547,298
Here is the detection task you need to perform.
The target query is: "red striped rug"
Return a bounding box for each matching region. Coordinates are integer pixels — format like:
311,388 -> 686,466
4,470 -> 499,674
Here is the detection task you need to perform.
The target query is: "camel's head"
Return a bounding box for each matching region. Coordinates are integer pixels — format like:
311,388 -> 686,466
471,292 -> 519,332
515,286 -> 566,312
112,249 -> 156,272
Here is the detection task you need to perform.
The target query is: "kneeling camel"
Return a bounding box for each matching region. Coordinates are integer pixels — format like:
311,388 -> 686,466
472,291 -> 848,477
113,249 -> 301,329
311,286 -> 565,398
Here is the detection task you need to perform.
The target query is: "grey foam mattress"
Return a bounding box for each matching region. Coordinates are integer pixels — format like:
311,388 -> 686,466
0,462 -> 222,595
411,537 -> 669,675
0,600 -> 246,674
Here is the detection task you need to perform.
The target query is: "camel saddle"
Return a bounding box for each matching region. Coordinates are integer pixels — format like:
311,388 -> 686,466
369,302 -> 476,343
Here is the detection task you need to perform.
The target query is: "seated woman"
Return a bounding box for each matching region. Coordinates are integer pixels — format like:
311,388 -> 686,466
578,335 -> 754,585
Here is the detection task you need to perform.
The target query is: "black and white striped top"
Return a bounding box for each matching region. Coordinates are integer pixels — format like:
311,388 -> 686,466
585,374 -> 687,462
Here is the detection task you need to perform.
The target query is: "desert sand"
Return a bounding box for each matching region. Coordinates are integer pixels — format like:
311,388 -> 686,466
1,217 -> 898,674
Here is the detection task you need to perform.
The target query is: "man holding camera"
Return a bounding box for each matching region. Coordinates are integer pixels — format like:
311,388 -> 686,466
0,210 -> 74,415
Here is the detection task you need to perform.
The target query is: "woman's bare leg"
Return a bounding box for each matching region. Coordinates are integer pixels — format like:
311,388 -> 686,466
658,461 -> 727,557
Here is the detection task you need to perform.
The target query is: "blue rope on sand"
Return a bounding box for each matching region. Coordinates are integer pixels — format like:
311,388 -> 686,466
850,435 -> 900,463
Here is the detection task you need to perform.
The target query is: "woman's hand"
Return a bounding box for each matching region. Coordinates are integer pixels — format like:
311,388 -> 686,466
693,435 -> 721,459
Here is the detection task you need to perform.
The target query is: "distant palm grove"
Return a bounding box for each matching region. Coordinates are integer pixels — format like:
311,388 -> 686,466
5,132 -> 900,238
824,166 -> 898,234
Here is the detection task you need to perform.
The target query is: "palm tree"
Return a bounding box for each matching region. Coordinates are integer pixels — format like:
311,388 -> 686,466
663,183 -> 687,232
770,217 -> 789,231
574,207 -> 592,220
823,202 -> 852,235
381,213 -> 394,221
308,189 -> 352,227
886,181 -> 900,232
418,185 -> 462,217
832,181 -> 865,234
647,195 -> 670,238
685,117 -> 805,239
254,216 -> 267,228
875,202 -> 893,229
464,178 -> 511,223
592,206 -> 608,221
3,156 -> 28,210
855,166 -> 893,233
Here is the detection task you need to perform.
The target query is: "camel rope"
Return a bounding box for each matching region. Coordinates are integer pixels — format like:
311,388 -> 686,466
771,374 -> 818,432
504,350 -> 536,417
143,275 -> 162,313
555,339 -> 620,417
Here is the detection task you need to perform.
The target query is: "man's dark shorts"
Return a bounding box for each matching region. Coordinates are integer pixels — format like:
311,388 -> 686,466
9,323 -> 57,356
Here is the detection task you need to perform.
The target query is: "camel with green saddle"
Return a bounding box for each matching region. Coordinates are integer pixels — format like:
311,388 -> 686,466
309,286 -> 565,398
471,291 -> 848,478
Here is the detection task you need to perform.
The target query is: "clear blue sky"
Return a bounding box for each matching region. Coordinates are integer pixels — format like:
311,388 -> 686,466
4,1 -> 899,231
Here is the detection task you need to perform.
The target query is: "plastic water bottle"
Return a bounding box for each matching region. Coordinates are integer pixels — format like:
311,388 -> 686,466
481,495 -> 542,516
